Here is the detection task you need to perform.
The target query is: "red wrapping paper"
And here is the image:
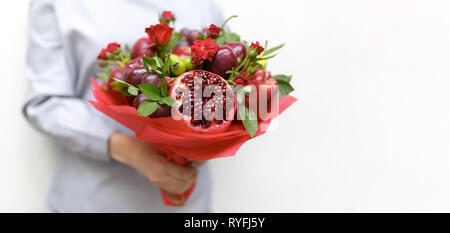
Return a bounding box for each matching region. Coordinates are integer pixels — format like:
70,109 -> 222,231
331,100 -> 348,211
89,78 -> 297,206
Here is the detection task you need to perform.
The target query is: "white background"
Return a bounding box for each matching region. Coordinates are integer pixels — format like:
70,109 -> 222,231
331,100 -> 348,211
2,0 -> 450,212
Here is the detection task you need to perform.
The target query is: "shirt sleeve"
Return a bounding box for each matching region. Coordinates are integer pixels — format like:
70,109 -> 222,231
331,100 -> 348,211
23,0 -> 115,162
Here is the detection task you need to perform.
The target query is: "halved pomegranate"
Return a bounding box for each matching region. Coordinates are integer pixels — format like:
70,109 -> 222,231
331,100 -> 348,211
169,70 -> 236,134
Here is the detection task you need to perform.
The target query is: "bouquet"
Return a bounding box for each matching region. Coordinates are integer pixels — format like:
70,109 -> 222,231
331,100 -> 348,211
90,11 -> 297,206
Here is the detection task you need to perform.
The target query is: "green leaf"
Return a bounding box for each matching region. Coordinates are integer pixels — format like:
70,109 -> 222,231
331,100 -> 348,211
215,32 -> 241,45
160,96 -> 176,107
119,87 -> 132,96
139,83 -> 162,101
273,74 -> 292,84
143,62 -> 151,73
160,79 -> 168,97
195,35 -> 207,41
238,104 -> 258,137
138,101 -> 159,117
273,74 -> 294,96
161,32 -> 182,55
162,55 -> 171,77
110,78 -> 139,96
154,56 -> 164,69
278,82 -> 295,96
119,87 -> 131,96
142,56 -> 156,67
110,81 -> 123,92
262,44 -> 285,57
128,86 -> 139,96
259,54 -> 278,60
142,56 -> 160,73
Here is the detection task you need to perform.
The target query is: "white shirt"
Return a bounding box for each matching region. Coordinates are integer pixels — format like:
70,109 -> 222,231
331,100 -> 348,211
23,0 -> 224,213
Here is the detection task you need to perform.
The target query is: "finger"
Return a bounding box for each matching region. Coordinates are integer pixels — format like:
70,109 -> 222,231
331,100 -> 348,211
165,163 -> 198,181
190,160 -> 206,168
163,175 -> 197,194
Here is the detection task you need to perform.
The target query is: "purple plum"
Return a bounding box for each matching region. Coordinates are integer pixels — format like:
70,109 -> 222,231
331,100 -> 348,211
206,46 -> 238,78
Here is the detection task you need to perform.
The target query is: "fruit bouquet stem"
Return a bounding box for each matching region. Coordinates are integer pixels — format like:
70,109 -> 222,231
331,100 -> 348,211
91,11 -> 296,206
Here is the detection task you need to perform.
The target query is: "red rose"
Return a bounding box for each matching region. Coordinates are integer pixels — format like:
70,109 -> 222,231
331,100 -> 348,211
191,38 -> 219,65
160,11 -> 175,22
207,24 -> 221,39
145,22 -> 174,46
106,42 -> 121,52
97,48 -> 108,60
250,41 -> 264,55
97,42 -> 121,60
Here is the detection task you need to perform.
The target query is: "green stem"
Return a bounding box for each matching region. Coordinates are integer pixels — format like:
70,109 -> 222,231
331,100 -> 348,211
234,59 -> 247,73
221,15 -> 238,29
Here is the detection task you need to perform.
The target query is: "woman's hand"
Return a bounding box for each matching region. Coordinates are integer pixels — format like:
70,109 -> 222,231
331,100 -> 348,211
108,132 -> 200,194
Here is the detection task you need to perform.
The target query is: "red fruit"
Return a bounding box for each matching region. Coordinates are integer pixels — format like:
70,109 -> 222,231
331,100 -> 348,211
106,68 -> 133,106
141,73 -> 161,87
172,45 -> 192,60
169,70 -> 236,134
181,28 -> 202,45
122,57 -> 160,88
122,57 -> 144,86
150,104 -> 172,118
206,46 -> 238,78
164,77 -> 173,88
130,38 -> 157,59
177,40 -> 190,46
107,69 -> 122,92
246,69 -> 279,120
188,30 -> 202,43
247,69 -> 278,92
224,42 -> 247,61
133,93 -> 148,109
180,28 -> 191,38
202,27 -> 209,35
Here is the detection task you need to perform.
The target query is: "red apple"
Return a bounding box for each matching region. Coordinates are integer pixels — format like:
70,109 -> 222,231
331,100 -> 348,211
130,37 -> 157,59
246,69 -> 279,120
107,68 -> 122,92
172,45 -> 191,60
